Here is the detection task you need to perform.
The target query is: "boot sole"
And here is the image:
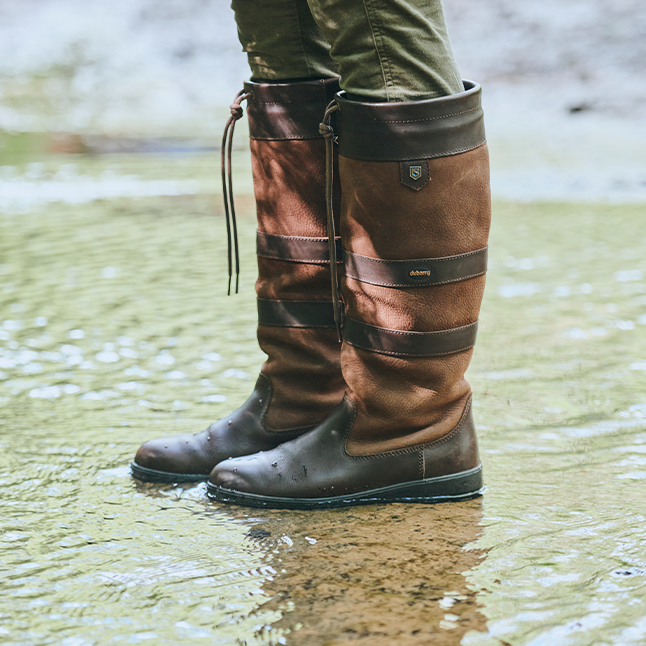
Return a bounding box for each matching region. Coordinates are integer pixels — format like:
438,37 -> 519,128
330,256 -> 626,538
206,465 -> 483,509
130,462 -> 209,484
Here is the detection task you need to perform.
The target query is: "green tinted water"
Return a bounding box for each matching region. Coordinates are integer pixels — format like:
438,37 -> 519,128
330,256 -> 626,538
1,151 -> 646,645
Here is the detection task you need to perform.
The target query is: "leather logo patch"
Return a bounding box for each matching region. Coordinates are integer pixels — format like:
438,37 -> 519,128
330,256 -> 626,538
400,160 -> 430,191
409,266 -> 433,280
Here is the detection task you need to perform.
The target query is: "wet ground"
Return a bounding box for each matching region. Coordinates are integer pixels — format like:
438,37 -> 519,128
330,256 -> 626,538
1,147 -> 646,644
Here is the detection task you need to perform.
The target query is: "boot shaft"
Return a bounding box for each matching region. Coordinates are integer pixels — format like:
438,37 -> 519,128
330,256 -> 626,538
243,78 -> 346,431
334,82 -> 491,455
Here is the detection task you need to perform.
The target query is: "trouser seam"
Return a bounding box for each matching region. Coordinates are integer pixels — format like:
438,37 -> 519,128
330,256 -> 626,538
361,0 -> 395,101
293,0 -> 316,78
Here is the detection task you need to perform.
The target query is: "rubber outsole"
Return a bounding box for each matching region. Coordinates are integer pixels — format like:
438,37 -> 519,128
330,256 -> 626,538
206,465 -> 483,509
130,462 -> 209,484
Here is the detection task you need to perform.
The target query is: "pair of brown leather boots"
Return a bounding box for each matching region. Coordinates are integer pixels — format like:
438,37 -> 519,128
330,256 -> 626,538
131,77 -> 491,509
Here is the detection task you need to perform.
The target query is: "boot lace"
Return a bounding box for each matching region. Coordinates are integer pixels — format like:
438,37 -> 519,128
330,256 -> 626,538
319,101 -> 342,341
221,90 -> 253,295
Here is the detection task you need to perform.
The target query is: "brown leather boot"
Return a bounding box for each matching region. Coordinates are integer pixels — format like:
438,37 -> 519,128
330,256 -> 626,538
131,78 -> 346,483
208,81 -> 491,507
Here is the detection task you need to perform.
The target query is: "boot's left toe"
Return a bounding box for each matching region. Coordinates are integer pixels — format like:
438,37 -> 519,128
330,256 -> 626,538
131,435 -> 212,482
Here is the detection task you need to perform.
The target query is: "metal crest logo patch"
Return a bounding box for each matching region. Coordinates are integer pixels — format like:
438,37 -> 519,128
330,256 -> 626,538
400,159 -> 430,190
409,165 -> 422,181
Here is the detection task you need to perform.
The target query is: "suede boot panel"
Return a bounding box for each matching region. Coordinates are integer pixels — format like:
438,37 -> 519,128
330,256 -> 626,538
252,140 -> 341,237
343,275 -> 486,332
339,146 -> 490,259
342,345 -> 473,455
338,146 -> 490,456
256,257 -> 332,301
422,398 -> 481,478
259,326 -> 345,431
250,134 -> 344,431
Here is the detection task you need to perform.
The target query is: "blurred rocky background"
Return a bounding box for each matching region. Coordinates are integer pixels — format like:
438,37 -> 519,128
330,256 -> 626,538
0,0 -> 644,200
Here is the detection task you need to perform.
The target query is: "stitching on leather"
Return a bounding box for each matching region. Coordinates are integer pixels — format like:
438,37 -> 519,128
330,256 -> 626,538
342,140 -> 487,162
341,396 -> 359,457
251,100 -> 330,106
258,232 -> 333,243
260,373 -> 318,437
344,270 -> 487,287
342,319 -> 478,357
347,321 -> 477,337
343,248 -> 488,286
257,299 -> 337,329
344,339 -> 475,357
419,450 -> 425,479
257,232 -> 342,264
343,397 -> 473,461
356,105 -> 480,124
344,246 -> 487,265
342,397 -> 427,460
259,323 -> 337,329
257,254 -> 331,265
250,135 -> 322,141
419,397 -> 472,450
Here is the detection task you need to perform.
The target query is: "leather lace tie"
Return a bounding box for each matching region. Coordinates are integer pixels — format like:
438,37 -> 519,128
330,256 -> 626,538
221,90 -> 253,295
319,101 -> 342,341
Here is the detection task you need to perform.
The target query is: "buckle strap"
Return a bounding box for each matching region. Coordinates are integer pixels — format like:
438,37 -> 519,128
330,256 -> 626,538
343,317 -> 478,357
344,247 -> 487,288
257,231 -> 343,265
257,299 -> 337,329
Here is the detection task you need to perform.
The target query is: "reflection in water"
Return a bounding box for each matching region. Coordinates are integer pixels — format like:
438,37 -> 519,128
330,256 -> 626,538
251,501 -> 487,645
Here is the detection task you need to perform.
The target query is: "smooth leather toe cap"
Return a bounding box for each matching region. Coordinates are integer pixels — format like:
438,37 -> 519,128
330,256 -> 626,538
134,434 -> 212,476
209,455 -> 262,492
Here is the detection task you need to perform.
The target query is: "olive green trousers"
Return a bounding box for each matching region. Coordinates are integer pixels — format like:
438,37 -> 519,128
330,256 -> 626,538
231,0 -> 463,101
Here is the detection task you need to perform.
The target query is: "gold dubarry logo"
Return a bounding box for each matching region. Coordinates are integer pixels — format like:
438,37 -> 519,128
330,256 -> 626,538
409,268 -> 431,278
409,165 -> 422,180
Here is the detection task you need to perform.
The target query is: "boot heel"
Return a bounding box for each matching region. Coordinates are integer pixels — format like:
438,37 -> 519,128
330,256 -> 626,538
377,465 -> 484,503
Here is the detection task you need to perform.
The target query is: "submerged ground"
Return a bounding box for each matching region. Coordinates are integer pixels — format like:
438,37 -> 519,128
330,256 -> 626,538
1,148 -> 645,645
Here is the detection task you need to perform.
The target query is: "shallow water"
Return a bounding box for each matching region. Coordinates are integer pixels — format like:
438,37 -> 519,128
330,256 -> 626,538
1,152 -> 646,645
